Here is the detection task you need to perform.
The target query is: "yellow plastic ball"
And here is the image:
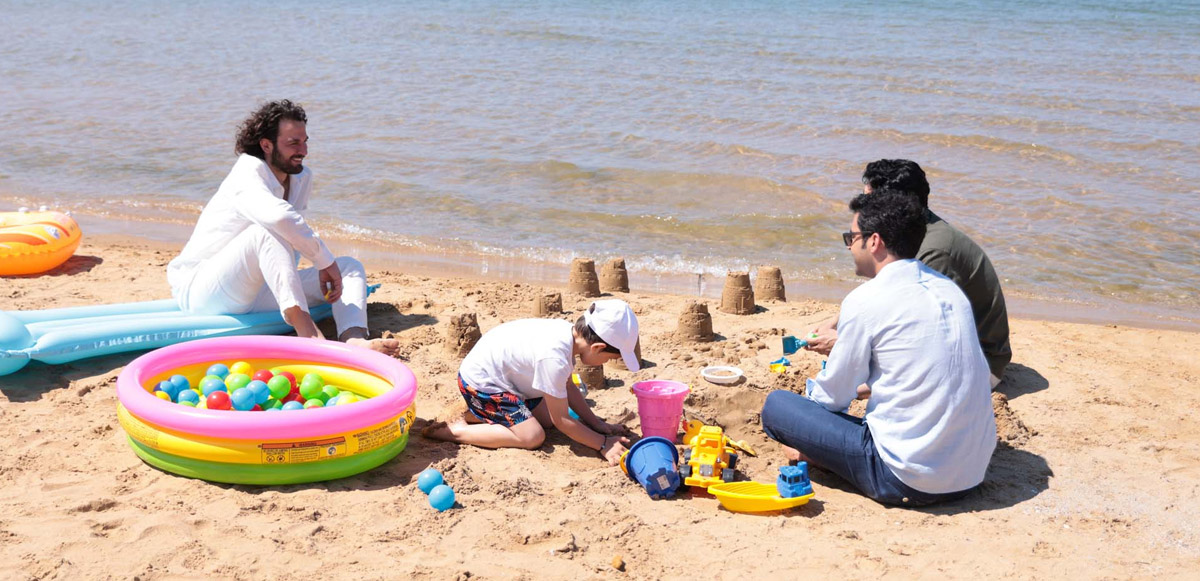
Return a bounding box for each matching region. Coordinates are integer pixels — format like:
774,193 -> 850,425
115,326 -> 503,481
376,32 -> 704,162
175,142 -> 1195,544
155,390 -> 171,401
230,361 -> 254,376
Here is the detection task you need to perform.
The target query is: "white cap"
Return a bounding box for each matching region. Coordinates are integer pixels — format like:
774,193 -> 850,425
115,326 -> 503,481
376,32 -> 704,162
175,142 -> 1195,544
583,299 -> 641,372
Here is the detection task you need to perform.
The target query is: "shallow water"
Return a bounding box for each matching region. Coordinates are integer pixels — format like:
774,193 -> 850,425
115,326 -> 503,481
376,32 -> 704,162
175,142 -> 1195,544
2,0 -> 1198,323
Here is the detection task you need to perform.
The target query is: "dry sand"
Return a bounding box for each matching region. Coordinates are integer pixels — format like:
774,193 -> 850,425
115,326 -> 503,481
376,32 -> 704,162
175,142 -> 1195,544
2,235 -> 1199,580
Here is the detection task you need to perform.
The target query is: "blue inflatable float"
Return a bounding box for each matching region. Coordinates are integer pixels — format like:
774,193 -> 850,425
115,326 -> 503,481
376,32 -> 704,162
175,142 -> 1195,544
0,286 -> 376,376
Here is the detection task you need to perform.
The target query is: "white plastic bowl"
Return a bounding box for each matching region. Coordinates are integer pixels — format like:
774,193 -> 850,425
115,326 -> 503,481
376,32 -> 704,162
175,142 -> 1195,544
701,366 -> 744,385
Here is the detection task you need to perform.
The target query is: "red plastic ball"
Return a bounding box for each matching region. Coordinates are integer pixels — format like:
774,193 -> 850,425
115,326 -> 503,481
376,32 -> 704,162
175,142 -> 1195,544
252,370 -> 274,383
206,391 -> 232,411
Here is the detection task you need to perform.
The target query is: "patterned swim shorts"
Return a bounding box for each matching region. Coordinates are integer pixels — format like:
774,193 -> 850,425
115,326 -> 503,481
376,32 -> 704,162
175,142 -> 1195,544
457,374 -> 543,427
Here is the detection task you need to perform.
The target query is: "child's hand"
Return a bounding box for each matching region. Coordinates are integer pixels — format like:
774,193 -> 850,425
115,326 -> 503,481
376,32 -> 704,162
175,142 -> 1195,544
594,421 -> 627,436
601,435 -> 630,466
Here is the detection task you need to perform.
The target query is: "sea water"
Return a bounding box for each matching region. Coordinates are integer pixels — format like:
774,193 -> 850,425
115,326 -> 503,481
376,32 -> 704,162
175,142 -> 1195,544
1,0 -> 1197,326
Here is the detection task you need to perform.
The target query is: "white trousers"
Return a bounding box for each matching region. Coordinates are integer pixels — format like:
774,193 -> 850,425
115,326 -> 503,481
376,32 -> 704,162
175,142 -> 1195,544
180,225 -> 367,337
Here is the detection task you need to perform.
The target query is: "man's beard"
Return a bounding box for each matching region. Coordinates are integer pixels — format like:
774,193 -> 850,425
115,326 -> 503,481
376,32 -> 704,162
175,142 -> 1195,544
270,147 -> 304,175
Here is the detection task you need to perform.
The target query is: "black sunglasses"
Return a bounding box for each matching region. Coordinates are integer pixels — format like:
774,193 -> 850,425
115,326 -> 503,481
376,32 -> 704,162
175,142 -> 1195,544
842,231 -> 874,246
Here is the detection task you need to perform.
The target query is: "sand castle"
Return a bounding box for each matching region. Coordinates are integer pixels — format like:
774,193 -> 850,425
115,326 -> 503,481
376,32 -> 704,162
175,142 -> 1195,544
575,363 -> 606,391
444,312 -> 482,358
754,266 -> 786,302
567,258 -> 602,297
719,272 -> 756,315
531,292 -> 563,317
677,302 -> 715,342
599,258 -> 630,293
608,340 -> 643,371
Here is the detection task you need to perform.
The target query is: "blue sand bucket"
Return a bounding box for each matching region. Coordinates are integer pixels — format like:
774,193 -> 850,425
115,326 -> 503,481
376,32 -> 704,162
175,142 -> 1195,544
622,436 -> 681,499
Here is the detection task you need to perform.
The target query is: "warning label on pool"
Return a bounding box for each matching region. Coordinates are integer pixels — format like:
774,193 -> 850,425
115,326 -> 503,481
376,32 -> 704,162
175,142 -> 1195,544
351,420 -> 400,454
260,437 -> 347,464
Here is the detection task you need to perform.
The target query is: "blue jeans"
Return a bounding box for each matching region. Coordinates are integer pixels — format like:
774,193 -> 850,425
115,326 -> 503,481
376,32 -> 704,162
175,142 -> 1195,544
761,390 -> 974,507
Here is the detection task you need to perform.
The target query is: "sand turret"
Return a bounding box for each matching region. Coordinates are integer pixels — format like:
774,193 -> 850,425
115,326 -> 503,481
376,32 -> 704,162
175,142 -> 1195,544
599,258 -> 630,293
531,292 -> 563,317
754,266 -> 786,302
444,312 -> 482,358
567,258 -> 602,297
719,272 -> 755,315
677,302 -> 715,342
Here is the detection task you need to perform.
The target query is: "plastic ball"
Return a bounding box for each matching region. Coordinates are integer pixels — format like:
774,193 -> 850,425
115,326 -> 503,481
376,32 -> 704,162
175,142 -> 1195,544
417,468 -> 443,494
325,395 -> 340,407
252,370 -> 274,383
206,391 -> 232,410
320,385 -> 340,402
179,400 -> 197,407
225,373 -> 252,391
303,399 -> 324,409
336,393 -> 359,405
266,375 -> 291,399
155,390 -> 171,401
169,374 -> 191,392
264,398 -> 283,410
246,380 -> 271,405
155,380 -> 174,395
206,363 -> 230,379
251,404 -> 263,411
299,373 -> 325,399
275,371 -> 297,388
230,388 -> 257,411
230,361 -> 254,376
265,407 -> 281,412
428,484 -> 455,512
201,377 -> 227,396
176,390 -> 200,405
281,401 -> 305,411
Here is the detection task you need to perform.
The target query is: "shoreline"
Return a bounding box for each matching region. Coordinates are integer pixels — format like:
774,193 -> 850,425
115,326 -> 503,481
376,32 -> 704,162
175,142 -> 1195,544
62,212 -> 1200,334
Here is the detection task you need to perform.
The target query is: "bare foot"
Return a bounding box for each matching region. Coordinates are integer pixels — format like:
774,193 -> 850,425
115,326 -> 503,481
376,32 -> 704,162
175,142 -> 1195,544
420,419 -> 465,442
346,337 -> 401,356
781,445 -> 817,465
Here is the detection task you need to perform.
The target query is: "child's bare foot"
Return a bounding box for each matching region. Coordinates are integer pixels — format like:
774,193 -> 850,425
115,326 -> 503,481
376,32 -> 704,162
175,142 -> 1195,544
420,419 -> 465,442
346,337 -> 401,357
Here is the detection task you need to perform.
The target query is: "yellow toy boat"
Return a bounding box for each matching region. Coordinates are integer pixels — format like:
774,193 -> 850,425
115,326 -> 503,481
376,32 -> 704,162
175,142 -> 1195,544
0,210 -> 82,275
707,481 -> 815,513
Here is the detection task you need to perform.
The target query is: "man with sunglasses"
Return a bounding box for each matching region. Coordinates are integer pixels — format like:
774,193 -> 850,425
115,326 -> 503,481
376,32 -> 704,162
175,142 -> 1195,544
807,159 -> 1011,388
761,190 -> 996,506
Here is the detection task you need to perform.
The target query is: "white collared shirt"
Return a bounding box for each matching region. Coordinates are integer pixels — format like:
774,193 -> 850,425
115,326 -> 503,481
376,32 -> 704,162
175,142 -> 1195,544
806,259 -> 997,494
168,154 -> 335,297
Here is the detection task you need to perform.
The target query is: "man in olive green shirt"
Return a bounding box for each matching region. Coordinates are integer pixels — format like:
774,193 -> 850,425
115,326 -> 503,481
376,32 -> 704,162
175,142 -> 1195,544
807,159 -> 1012,387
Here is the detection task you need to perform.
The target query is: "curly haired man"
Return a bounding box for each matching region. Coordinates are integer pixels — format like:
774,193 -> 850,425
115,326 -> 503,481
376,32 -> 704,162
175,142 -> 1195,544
167,100 -> 398,355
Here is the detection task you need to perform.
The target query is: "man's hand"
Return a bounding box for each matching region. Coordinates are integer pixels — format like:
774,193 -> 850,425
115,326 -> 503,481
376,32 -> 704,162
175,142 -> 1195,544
319,262 -> 343,303
601,435 -> 631,466
805,328 -> 837,356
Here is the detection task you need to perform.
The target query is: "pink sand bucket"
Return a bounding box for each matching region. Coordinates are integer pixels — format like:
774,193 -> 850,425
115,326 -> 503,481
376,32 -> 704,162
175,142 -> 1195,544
631,380 -> 690,442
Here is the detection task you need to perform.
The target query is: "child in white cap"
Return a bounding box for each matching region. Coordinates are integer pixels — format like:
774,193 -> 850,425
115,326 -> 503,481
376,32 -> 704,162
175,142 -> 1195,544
422,299 -> 640,465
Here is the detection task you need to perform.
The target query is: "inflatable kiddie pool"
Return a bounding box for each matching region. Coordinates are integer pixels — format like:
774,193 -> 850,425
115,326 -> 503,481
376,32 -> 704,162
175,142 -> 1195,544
117,335 -> 417,485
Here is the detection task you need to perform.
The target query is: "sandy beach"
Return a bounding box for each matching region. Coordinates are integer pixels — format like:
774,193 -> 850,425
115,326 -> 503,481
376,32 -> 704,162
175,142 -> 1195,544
2,235 -> 1199,580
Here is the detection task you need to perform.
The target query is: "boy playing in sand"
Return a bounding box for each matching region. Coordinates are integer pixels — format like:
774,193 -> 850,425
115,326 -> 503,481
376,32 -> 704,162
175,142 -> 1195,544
423,299 -> 638,465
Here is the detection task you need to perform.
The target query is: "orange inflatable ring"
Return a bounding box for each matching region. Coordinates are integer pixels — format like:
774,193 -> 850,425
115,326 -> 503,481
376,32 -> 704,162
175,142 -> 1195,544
0,210 -> 83,275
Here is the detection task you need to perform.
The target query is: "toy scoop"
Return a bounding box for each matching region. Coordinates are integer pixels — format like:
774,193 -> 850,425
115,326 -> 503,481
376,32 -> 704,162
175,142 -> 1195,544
782,333 -> 820,355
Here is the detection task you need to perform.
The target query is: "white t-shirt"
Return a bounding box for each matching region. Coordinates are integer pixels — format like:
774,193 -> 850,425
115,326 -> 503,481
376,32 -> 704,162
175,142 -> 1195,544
458,319 -> 574,400
806,259 -> 997,494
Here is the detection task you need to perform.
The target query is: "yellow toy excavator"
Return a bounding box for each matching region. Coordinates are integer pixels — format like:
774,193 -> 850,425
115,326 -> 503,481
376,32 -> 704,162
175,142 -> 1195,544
678,420 -> 758,489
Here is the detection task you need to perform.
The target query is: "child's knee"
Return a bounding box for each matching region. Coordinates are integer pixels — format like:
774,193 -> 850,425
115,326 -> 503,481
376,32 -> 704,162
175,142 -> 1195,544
335,256 -> 365,277
513,423 -> 545,449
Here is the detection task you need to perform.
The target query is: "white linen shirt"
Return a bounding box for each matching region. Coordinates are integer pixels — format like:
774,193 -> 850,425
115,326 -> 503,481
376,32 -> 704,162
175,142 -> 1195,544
167,154 -> 335,300
459,319 -> 575,400
806,259 -> 997,494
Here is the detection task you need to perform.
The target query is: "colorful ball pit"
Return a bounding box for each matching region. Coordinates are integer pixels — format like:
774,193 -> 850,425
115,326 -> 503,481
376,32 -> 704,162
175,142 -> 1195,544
116,335 -> 417,485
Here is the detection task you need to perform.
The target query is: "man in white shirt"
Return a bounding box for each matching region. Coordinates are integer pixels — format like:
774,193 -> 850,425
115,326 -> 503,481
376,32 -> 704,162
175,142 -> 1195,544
761,190 -> 996,506
167,100 -> 398,355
